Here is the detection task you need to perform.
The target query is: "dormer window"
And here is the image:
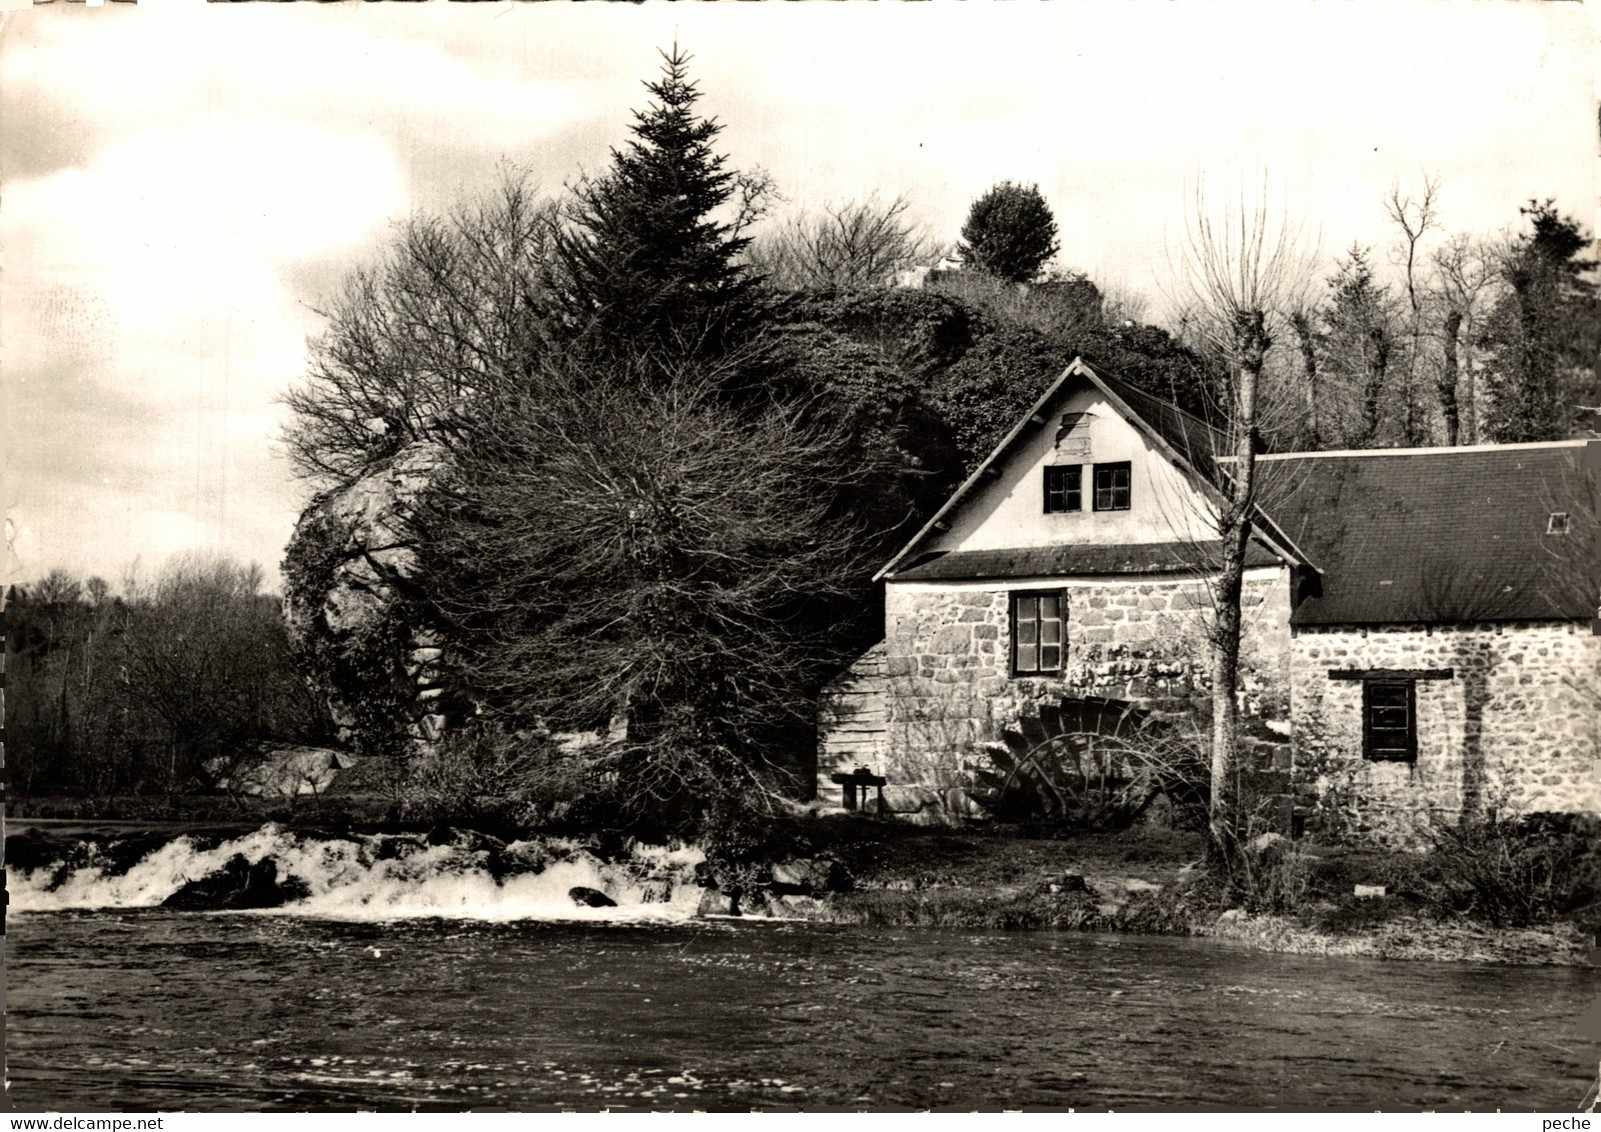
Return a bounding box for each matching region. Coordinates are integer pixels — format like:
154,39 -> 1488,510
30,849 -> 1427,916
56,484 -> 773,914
1044,465 -> 1082,513
1548,512 -> 1570,535
1093,462 -> 1132,511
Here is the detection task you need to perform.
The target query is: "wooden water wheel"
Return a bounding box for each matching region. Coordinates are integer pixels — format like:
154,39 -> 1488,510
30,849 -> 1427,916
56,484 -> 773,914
970,697 -> 1184,827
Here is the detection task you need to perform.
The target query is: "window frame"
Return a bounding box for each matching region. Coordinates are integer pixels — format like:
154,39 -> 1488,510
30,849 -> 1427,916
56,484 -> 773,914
1009,588 -> 1067,677
1092,461 -> 1132,512
1043,464 -> 1083,514
1362,679 -> 1417,763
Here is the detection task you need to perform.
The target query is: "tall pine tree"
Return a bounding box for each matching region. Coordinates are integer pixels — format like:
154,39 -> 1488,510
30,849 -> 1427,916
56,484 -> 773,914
1320,245 -> 1398,446
552,45 -> 768,370
407,48 -> 896,833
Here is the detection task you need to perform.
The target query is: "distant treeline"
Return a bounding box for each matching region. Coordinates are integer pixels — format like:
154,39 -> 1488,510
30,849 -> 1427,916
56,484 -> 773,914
6,557 -> 331,798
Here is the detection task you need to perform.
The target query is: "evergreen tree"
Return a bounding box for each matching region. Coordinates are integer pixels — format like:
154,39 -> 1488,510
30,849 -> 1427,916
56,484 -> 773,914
1320,245 -> 1398,446
958,180 -> 1060,284
552,45 -> 769,368
405,51 -> 901,833
1480,200 -> 1599,442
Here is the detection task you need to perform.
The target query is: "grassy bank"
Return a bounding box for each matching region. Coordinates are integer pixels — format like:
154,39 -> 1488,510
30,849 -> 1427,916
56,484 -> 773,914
711,817 -> 1599,967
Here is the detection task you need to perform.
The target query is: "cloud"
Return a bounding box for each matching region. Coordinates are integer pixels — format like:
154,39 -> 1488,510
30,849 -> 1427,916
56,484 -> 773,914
4,6 -> 605,177
1,104 -> 407,587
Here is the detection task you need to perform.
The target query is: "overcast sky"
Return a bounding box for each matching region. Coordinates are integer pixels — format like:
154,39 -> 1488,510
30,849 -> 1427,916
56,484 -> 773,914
4,1 -> 1595,593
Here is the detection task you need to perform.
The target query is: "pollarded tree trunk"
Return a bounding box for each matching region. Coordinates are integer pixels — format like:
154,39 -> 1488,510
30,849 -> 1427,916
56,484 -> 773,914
1439,310 -> 1464,447
1209,310 -> 1267,845
1361,326 -> 1391,443
1289,310 -> 1319,448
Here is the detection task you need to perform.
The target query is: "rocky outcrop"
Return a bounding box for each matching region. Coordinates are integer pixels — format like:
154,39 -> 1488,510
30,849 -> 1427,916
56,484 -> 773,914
694,855 -> 855,918
213,746 -> 361,797
282,443 -> 458,759
770,857 -> 854,895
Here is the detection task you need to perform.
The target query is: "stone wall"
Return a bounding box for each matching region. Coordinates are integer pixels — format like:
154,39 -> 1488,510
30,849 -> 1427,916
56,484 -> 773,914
823,569 -> 1600,832
816,641 -> 889,802
1291,621 -> 1601,840
876,568 -> 1294,813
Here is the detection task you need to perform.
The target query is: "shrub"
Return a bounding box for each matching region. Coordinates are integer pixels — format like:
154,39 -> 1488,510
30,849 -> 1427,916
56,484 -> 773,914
395,724 -> 576,836
1222,837 -> 1310,915
957,180 -> 1060,284
1424,811 -> 1601,927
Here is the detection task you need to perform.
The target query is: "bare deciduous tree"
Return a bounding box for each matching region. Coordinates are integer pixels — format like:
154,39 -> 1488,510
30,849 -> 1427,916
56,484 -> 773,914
122,555 -> 328,790
747,194 -> 935,291
283,172 -> 560,486
1384,175 -> 1442,445
1099,280 -> 1151,327
1170,174 -> 1308,846
1430,233 -> 1501,445
1284,272 -> 1326,448
7,558 -> 330,798
415,353 -> 893,826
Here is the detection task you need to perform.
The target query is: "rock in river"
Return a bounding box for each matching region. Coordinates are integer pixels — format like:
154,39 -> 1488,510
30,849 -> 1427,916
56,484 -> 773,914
568,886 -> 617,908
163,854 -> 309,911
697,890 -> 737,917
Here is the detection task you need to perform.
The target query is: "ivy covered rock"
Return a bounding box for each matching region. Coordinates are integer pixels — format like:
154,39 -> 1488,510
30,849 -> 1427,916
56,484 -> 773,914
281,441 -> 456,762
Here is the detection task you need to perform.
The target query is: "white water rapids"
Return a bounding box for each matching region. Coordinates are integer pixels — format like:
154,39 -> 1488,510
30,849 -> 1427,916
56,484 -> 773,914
8,824 -> 707,922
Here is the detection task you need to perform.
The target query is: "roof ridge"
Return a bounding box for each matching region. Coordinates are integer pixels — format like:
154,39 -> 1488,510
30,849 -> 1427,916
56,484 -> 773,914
1250,439 -> 1591,460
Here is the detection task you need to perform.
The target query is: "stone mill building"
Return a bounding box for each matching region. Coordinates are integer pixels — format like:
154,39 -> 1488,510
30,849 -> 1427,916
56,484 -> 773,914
817,358 -> 1601,836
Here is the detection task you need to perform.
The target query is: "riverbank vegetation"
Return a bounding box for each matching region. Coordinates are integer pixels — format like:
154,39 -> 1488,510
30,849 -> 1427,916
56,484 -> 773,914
5,558 -> 332,799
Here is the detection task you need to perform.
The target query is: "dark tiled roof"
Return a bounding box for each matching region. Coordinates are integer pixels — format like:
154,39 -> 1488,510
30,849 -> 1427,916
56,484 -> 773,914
1260,444 -> 1597,625
1099,374 -> 1228,484
890,541 -> 1282,582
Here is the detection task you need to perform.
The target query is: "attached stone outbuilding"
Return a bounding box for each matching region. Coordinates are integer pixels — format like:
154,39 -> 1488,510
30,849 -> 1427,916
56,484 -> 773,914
818,358 -> 1600,837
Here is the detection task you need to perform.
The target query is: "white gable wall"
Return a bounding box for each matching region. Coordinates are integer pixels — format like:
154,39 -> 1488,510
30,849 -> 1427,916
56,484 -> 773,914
925,384 -> 1221,554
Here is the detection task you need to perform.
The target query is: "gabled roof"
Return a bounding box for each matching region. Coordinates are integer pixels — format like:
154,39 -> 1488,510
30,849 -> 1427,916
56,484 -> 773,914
875,357 -> 1315,581
1260,441 -> 1598,625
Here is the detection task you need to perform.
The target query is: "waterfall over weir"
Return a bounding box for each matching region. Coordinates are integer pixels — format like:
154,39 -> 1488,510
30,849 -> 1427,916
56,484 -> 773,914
7,824 -> 707,922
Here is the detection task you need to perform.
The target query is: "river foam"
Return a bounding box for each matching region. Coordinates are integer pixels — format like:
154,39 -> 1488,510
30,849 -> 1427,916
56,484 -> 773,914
7,824 -> 706,922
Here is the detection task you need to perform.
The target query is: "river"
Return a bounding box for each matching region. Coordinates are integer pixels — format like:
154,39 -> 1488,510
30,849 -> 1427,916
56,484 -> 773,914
10,912 -> 1600,1110
7,824 -> 1598,1110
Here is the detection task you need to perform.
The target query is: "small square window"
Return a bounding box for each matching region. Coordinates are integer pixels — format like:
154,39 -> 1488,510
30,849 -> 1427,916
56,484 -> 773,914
1093,462 -> 1131,511
1548,512 -> 1570,535
1044,465 -> 1082,513
1363,680 -> 1416,762
1011,590 -> 1066,675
